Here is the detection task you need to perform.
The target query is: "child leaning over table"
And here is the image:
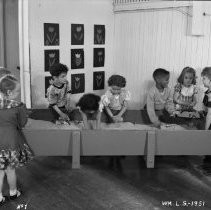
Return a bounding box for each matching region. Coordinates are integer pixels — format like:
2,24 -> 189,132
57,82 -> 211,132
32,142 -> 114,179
76,93 -> 102,129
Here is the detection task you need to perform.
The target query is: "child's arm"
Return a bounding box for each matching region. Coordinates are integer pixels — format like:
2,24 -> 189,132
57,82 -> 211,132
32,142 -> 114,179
205,93 -> 211,130
52,105 -> 69,121
66,82 -> 72,111
166,89 -> 175,115
101,93 -> 114,118
104,106 -> 114,118
48,87 -> 69,120
96,110 -> 102,129
115,101 -> 127,119
147,92 -> 161,127
17,103 -> 28,128
205,108 -> 211,130
190,94 -> 197,108
116,91 -> 131,118
79,109 -> 89,129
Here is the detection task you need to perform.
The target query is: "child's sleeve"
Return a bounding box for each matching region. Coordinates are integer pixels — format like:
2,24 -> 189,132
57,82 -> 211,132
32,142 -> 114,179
98,100 -> 104,112
165,89 -> 175,114
174,83 -> 181,93
146,90 -> 160,125
124,90 -> 131,101
101,91 -> 111,107
47,86 -> 58,106
17,103 -> 28,128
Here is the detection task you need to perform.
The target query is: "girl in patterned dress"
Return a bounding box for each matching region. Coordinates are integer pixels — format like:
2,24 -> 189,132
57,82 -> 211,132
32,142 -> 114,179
173,67 -> 199,118
101,75 -> 131,123
0,73 -> 33,205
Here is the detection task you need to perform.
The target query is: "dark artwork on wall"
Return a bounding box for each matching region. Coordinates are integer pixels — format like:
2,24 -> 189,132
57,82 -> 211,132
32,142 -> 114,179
71,24 -> 84,45
44,50 -> 60,72
71,73 -> 85,94
93,48 -> 104,67
94,25 -> 105,44
71,49 -> 84,69
45,76 -> 52,97
44,23 -> 59,46
93,71 -> 105,90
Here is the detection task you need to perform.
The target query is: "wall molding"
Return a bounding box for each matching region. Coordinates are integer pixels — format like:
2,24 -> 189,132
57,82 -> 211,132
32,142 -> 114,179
18,0 -> 31,108
113,1 -> 192,13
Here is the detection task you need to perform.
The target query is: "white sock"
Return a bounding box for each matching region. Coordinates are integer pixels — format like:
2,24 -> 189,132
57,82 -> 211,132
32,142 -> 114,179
0,192 -> 3,201
9,189 -> 17,196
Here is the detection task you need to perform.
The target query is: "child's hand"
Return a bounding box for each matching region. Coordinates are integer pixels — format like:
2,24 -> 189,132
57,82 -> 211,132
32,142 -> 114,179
153,121 -> 161,128
59,112 -> 70,121
112,115 -> 123,123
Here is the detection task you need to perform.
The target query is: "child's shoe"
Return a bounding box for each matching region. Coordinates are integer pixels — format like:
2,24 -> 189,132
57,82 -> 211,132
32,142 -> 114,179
9,190 -> 21,200
0,197 -> 6,206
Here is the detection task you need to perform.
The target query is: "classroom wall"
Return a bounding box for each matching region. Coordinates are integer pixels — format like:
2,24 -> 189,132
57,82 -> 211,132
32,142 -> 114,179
29,0 -> 114,108
2,0 -> 19,79
113,2 -> 211,110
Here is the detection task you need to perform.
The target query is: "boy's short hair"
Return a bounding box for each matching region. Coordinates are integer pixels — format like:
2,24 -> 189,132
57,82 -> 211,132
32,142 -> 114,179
201,67 -> 211,80
108,75 -> 126,88
153,68 -> 169,80
177,66 -> 196,85
0,68 -> 11,78
0,75 -> 18,94
76,93 -> 101,112
49,63 -> 68,77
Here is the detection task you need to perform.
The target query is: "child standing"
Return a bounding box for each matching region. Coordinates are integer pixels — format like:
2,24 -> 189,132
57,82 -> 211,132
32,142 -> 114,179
201,67 -> 211,164
101,75 -> 131,123
173,67 -> 198,115
76,93 -> 102,129
146,68 -> 175,127
201,67 -> 211,130
47,63 -> 72,123
0,73 -> 33,205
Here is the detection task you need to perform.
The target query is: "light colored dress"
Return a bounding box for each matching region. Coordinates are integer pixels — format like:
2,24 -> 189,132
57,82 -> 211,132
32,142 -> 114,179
101,89 -> 131,111
174,83 -> 197,111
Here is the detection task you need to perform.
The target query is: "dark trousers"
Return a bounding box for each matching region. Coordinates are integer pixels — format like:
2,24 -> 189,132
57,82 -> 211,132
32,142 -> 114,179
142,107 -> 204,129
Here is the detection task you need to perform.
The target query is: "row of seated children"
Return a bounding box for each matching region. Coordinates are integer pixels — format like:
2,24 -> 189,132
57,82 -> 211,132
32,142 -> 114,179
46,63 -> 131,129
46,63 -> 211,131
145,67 -> 211,130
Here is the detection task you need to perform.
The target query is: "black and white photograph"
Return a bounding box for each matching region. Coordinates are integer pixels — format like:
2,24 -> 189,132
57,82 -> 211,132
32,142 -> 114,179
71,49 -> 84,69
44,23 -> 60,46
71,24 -> 84,45
44,49 -> 60,71
1,0 -> 211,209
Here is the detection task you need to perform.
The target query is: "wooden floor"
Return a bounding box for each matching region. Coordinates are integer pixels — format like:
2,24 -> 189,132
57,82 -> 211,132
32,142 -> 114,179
1,156 -> 211,210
